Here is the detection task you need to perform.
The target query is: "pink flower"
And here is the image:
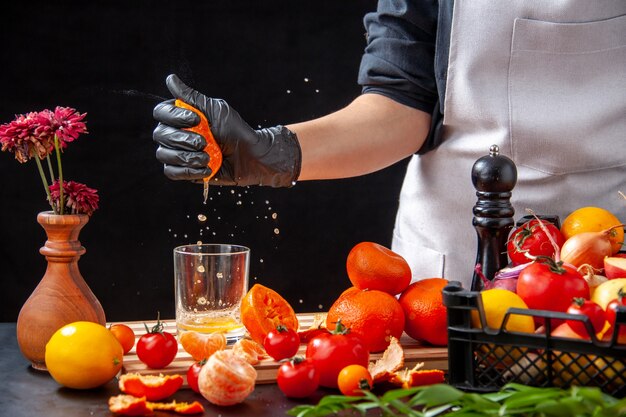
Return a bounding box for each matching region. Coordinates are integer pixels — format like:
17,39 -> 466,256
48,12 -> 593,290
0,107 -> 88,162
2,106 -> 96,215
50,106 -> 88,148
0,111 -> 55,162
49,180 -> 99,216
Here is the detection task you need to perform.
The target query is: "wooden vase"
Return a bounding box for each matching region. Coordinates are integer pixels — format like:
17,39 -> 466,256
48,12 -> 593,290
16,211 -> 106,370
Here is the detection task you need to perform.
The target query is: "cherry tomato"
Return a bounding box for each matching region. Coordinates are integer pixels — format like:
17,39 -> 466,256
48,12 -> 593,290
606,290 -> 626,327
306,320 -> 369,388
186,359 -> 206,393
602,289 -> 626,344
298,327 -> 330,344
276,357 -> 319,398
136,315 -> 178,369
507,220 -> 565,265
109,323 -> 136,354
337,364 -> 373,396
566,297 -> 606,337
263,324 -> 300,361
517,258 -> 589,326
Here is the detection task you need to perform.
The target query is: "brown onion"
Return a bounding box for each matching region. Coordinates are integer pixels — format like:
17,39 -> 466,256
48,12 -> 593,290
560,225 -> 624,270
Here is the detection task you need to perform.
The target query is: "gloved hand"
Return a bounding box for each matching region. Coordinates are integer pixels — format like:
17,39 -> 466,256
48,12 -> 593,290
153,74 -> 302,187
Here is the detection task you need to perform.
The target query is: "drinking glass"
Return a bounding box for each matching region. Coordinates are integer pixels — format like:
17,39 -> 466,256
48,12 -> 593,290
174,243 -> 250,342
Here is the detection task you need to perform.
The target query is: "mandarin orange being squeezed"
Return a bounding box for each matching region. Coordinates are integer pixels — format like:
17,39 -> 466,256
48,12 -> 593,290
175,99 -> 222,202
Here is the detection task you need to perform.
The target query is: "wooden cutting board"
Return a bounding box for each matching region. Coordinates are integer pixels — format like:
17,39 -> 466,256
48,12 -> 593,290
115,314 -> 448,385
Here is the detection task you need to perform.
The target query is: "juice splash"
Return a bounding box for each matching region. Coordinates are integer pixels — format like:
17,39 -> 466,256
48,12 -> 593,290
174,99 -> 222,203
203,182 -> 209,205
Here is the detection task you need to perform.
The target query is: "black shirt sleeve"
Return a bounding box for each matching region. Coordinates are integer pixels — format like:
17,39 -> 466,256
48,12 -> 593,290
358,0 -> 439,114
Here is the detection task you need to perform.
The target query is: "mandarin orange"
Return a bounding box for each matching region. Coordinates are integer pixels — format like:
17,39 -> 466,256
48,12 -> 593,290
179,331 -> 226,362
326,288 -> 405,353
399,278 -> 448,346
174,99 -> 222,180
346,242 -> 412,295
232,338 -> 267,365
240,284 -> 299,345
197,350 -> 256,406
109,323 -> 135,355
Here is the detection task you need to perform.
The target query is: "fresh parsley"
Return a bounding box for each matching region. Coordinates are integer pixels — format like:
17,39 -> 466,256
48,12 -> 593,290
286,383 -> 626,417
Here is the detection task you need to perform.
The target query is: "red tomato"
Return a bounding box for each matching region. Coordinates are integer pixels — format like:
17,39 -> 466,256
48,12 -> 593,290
305,321 -> 369,388
507,220 -> 565,265
565,297 -> 606,337
263,325 -> 300,361
337,364 -> 373,396
186,359 -> 206,393
517,259 -> 589,325
276,357 -> 320,398
298,327 -> 331,344
136,316 -> 178,369
606,292 -> 626,327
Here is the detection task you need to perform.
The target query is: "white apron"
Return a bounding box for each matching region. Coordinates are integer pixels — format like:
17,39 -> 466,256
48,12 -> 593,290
392,0 -> 626,288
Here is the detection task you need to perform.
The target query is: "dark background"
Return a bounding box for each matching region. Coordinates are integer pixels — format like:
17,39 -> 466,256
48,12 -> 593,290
0,0 -> 412,322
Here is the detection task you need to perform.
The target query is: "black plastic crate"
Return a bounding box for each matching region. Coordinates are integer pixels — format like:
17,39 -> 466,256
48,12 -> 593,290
443,281 -> 626,397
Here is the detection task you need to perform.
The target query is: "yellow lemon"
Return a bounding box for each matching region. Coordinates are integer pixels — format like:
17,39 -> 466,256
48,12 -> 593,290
472,289 -> 535,333
45,321 -> 123,389
471,289 -> 536,368
591,278 -> 626,310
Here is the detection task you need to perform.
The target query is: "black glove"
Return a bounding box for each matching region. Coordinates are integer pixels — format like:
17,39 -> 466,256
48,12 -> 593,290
153,74 -> 302,187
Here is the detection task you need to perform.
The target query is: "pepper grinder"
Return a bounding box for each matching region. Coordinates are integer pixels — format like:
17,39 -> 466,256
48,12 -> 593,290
470,145 -> 517,291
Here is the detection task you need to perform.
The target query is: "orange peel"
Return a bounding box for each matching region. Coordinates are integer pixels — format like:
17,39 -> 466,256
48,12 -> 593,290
388,364 -> 445,389
368,336 -> 405,383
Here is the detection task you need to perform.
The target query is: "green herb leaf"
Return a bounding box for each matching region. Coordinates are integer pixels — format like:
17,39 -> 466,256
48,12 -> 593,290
598,399 -> 626,417
423,403 -> 455,417
407,384 -> 464,408
381,387 -> 422,402
386,398 -> 422,417
456,392 -> 500,411
286,383 -> 624,417
317,394 -> 362,407
500,390 -> 563,411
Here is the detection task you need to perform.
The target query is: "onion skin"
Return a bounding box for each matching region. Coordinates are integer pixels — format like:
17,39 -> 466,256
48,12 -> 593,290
478,263 -> 523,292
490,277 -> 518,292
560,231 -> 614,270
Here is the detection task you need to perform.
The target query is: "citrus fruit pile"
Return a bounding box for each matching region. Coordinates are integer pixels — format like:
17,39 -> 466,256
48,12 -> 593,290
327,242 -> 449,351
231,242 -> 449,398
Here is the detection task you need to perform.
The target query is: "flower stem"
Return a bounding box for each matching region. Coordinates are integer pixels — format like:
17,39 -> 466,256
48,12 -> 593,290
34,157 -> 57,214
54,134 -> 64,214
45,154 -> 56,185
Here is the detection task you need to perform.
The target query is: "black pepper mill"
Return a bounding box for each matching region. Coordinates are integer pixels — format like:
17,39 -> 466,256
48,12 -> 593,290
471,145 -> 517,291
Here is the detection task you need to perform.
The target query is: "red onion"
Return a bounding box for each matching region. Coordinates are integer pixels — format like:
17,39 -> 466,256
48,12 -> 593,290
476,263 -> 527,292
